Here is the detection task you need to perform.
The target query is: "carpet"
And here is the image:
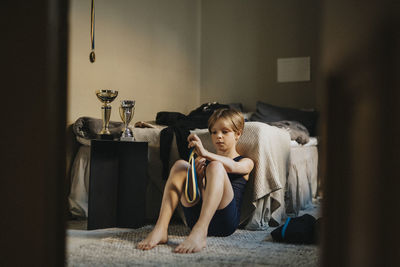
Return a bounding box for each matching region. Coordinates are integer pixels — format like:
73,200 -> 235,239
66,224 -> 319,266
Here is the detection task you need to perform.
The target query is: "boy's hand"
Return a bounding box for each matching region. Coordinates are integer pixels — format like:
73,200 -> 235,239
194,156 -> 206,178
187,134 -> 208,157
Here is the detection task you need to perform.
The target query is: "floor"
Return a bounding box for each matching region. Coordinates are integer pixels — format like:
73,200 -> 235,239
66,200 -> 321,257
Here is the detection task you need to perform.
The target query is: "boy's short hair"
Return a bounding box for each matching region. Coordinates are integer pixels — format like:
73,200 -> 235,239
208,108 -> 244,134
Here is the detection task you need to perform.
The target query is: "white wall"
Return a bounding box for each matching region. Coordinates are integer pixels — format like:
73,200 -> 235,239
68,0 -> 201,124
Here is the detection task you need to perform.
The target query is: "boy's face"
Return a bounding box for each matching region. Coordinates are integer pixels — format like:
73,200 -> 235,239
210,118 -> 241,153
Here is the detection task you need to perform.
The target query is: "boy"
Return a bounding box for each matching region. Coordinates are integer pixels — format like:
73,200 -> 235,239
137,108 -> 254,253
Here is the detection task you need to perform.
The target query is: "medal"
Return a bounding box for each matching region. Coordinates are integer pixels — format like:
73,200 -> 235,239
185,148 -> 201,203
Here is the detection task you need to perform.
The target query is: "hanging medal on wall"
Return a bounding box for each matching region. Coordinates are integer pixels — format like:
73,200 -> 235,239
89,0 -> 96,63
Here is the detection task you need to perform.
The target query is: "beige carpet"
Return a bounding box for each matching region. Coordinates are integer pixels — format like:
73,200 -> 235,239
66,222 -> 319,266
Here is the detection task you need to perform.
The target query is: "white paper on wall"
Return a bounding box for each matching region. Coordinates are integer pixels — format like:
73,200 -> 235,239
277,57 -> 310,82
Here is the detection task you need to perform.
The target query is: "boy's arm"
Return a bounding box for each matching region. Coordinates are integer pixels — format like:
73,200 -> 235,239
188,133 -> 254,175
202,151 -> 254,175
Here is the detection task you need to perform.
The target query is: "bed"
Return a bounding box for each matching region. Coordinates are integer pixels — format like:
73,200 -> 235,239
68,102 -> 319,230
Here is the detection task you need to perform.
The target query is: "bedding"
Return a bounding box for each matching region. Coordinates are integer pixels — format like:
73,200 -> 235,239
286,145 -> 318,215
68,118 -> 318,230
73,116 -> 123,140
268,120 -> 310,145
250,101 -> 319,136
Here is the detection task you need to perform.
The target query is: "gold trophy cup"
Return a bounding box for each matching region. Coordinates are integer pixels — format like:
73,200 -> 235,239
95,89 -> 118,137
119,100 -> 135,141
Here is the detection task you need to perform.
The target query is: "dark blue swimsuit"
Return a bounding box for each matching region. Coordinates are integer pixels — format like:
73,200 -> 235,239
182,156 -> 247,237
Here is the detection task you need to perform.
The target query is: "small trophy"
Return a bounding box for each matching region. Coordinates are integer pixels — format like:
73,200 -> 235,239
95,89 -> 118,139
119,100 -> 135,141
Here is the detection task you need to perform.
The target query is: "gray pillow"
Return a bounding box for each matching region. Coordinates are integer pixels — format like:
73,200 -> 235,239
250,101 -> 318,136
73,116 -> 123,140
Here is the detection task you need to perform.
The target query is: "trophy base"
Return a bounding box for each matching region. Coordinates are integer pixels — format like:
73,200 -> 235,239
120,136 -> 135,142
97,134 -> 114,140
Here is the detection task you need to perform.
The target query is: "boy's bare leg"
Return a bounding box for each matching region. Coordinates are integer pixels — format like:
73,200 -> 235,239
175,161 -> 234,253
137,160 -> 190,250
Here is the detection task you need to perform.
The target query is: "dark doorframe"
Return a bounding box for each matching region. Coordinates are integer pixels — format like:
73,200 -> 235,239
320,1 -> 399,266
1,1 -> 68,266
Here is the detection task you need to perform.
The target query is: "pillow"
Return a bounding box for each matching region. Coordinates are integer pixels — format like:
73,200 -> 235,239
250,101 -> 318,136
72,116 -> 123,140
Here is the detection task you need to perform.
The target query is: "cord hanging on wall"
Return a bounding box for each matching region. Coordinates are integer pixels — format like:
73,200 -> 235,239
89,0 -> 96,63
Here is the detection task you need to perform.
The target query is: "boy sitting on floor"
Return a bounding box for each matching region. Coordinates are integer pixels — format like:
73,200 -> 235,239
137,108 -> 254,253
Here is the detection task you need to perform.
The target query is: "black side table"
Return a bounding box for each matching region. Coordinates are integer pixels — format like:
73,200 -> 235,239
88,140 -> 148,230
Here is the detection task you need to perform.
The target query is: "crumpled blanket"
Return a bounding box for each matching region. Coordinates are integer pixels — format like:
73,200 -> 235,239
72,116 -> 123,140
268,120 -> 310,145
193,122 -> 291,229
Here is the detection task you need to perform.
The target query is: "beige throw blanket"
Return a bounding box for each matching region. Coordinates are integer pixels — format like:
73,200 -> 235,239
240,122 -> 291,228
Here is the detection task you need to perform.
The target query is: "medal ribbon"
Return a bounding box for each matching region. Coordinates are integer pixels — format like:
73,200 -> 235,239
91,0 -> 95,51
89,0 -> 96,62
185,148 -> 201,203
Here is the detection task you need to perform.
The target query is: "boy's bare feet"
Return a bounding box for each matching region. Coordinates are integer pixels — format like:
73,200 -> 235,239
137,226 -> 168,250
174,226 -> 207,253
